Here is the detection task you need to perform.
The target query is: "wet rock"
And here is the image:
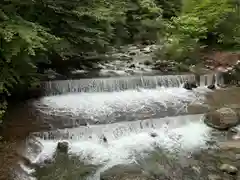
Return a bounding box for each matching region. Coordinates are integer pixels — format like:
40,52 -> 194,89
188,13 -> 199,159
125,69 -> 134,74
102,135 -> 108,143
21,156 -> 38,169
229,127 -> 239,134
187,104 -> 209,114
129,64 -> 136,68
100,165 -> 144,180
129,51 -> 137,56
235,154 -> 240,160
183,82 -> 192,90
219,164 -> 238,174
204,108 -> 240,130
149,132 -> 158,138
143,60 -> 152,66
208,174 -> 222,180
218,84 -> 227,88
207,84 -> 216,90
56,141 -> 69,154
233,133 -> 240,140
141,46 -> 153,54
153,60 -> 174,69
183,81 -> 198,90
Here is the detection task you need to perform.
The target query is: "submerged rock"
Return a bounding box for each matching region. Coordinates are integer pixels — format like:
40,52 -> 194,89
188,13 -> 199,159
149,132 -> 158,138
56,141 -> 69,154
207,84 -> 216,90
219,164 -> 238,174
204,108 -> 240,130
183,81 -> 198,90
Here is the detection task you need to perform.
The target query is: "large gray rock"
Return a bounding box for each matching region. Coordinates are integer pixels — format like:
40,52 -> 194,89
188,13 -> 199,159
204,108 -> 240,130
219,164 -> 238,174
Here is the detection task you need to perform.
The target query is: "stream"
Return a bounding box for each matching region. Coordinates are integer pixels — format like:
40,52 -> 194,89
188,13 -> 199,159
1,73 -> 240,180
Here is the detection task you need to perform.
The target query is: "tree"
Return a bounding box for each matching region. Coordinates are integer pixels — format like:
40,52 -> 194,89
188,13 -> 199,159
158,0 -> 240,62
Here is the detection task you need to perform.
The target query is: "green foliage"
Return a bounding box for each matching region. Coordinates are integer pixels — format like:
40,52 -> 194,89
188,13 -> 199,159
122,0 -> 164,44
158,0 -> 240,62
0,1 -> 59,122
156,0 -> 182,18
0,0 -> 166,122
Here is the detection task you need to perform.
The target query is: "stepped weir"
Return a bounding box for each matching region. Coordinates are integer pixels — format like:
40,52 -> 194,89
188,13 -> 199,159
41,73 -> 222,95
18,73 -> 226,180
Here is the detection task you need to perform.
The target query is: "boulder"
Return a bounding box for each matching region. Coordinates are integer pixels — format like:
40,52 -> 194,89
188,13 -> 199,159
183,81 -> 198,90
219,164 -> 238,174
56,141 -> 69,154
204,108 -> 240,130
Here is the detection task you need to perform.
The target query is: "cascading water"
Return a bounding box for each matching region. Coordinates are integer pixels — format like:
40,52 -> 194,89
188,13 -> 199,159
42,74 -> 218,95
18,73 -> 222,180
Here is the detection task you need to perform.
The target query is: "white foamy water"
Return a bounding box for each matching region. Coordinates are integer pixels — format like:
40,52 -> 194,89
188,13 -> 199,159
28,115 -> 211,168
35,87 -> 211,122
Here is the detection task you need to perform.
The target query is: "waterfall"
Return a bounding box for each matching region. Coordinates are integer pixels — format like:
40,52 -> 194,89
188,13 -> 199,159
32,114 -> 204,141
41,74 -> 219,95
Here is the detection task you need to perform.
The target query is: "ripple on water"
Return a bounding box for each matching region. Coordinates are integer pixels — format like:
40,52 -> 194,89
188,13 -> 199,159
27,118 -> 211,168
34,87 -> 211,123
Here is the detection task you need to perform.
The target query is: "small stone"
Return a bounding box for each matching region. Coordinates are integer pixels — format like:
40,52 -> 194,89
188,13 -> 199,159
101,135 -> 108,143
208,174 -> 222,180
149,132 -> 158,137
219,164 -> 238,174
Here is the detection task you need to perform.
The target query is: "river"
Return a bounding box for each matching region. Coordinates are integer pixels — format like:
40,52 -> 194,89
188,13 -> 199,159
1,74 -> 240,180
